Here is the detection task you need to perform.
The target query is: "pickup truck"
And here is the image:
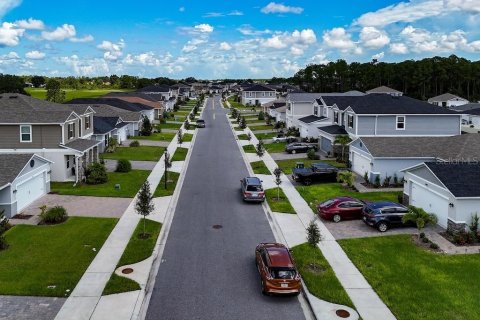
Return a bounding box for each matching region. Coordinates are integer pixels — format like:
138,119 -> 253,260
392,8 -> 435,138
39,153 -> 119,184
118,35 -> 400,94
292,163 -> 339,185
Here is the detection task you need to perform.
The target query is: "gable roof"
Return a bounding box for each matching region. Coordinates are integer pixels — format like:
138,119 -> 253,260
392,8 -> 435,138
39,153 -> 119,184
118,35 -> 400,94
0,154 -> 37,189
82,104 -> 142,122
424,162 -> 480,197
243,84 -> 275,92
453,103 -> 480,112
289,91 -> 365,104
366,86 -> 402,94
69,98 -> 153,112
298,115 -> 327,124
428,93 -> 468,103
62,139 -> 102,152
93,116 -> 121,135
318,125 -> 348,135
136,85 -> 170,93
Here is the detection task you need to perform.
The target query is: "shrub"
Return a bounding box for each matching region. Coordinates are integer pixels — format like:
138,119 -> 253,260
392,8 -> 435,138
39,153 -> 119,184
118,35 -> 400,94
129,140 -> 140,147
397,193 -> 404,204
393,174 -> 399,186
430,242 -> 439,250
374,175 -> 381,188
258,111 -> 265,121
422,237 -> 430,243
0,209 -> 10,235
383,176 -> 392,187
454,232 -> 467,245
184,119 -> 190,130
116,159 -> 132,173
239,117 -> 247,129
337,171 -> 355,188
0,236 -> 8,250
419,232 -> 425,238
307,148 -> 319,160
140,116 -> 153,136
85,162 -> 108,185
466,232 -> 476,244
41,206 -> 68,224
105,137 -> 118,153
189,113 -> 195,121
363,171 -> 370,184
469,213 -> 479,237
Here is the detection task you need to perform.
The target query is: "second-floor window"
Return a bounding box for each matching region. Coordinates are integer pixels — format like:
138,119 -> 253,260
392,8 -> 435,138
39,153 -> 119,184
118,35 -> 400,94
20,125 -> 32,142
334,111 -> 339,124
85,116 -> 91,130
68,122 -> 75,140
396,116 -> 406,130
348,115 -> 354,128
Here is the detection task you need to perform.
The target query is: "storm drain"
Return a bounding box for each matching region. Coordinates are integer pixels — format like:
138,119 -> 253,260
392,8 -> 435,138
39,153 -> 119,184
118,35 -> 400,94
336,309 -> 350,318
122,268 -> 134,274
212,224 -> 223,229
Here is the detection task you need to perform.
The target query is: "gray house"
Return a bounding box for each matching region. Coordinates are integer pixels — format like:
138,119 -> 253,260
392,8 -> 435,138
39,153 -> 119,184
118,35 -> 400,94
92,116 -> 129,152
0,154 -> 52,218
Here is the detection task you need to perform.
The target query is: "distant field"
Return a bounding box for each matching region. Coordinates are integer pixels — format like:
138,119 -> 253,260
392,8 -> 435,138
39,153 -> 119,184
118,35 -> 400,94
25,88 -> 134,102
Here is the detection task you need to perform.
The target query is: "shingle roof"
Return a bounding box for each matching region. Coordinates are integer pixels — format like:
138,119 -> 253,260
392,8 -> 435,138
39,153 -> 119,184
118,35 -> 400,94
136,85 -> 171,93
83,104 -> 142,122
243,84 -> 275,92
102,92 -> 159,102
462,107 -> 480,115
318,125 -> 348,135
453,103 -> 480,112
428,93 -> 467,103
0,154 -> 35,189
269,102 -> 287,109
289,91 -> 365,103
69,98 -> 152,112
93,116 -> 120,135
62,139 -> 101,152
424,162 -> 480,197
366,86 -> 402,94
298,115 -> 327,124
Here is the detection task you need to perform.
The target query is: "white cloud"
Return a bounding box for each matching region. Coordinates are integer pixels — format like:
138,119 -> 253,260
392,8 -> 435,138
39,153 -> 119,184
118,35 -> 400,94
372,52 -> 385,60
290,46 -> 304,55
444,0 -> 480,13
179,6 -> 185,12
204,10 -> 243,17
0,22 -> 24,46
0,51 -> 20,61
124,52 -> 160,66
70,35 -> 94,43
237,25 -> 272,36
41,24 -> 76,41
25,50 -> 45,60
309,53 -> 329,65
97,39 -> 125,61
0,0 -> 21,19
390,42 -> 409,54
323,28 -> 356,50
261,2 -> 304,14
261,29 -> 316,50
182,38 -> 207,53
194,24 -> 214,33
58,55 -> 109,76
360,27 -> 390,49
219,42 -> 232,50
15,18 -> 45,30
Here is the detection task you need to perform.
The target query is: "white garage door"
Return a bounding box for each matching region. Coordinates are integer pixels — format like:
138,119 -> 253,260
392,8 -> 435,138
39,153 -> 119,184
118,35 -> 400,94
16,173 -> 46,211
411,182 -> 449,228
352,152 -> 371,176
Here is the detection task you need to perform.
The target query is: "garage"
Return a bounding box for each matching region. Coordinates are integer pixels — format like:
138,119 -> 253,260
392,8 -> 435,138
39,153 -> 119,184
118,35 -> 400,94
410,182 -> 449,229
16,172 -> 47,211
320,137 -> 332,153
351,151 -> 372,176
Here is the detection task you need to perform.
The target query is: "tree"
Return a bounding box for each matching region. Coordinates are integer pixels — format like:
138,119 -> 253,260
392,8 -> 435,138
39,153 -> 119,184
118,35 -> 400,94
0,209 -> 8,250
333,135 -> 352,162
140,116 -> 153,136
402,205 -> 438,233
45,79 -> 65,103
164,151 -> 172,189
273,167 -> 282,200
247,132 -> 252,142
31,76 -> 45,88
105,137 -> 118,153
239,116 -> 247,129
135,181 -> 155,238
256,140 -> 265,158
0,74 -> 27,94
178,128 -> 184,145
306,219 -> 322,269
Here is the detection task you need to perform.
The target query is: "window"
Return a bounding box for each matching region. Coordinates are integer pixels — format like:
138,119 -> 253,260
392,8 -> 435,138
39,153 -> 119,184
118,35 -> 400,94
262,92 -> 265,97
314,106 -> 318,116
269,92 -> 273,97
348,115 -> 354,128
67,123 -> 75,140
334,111 -> 339,124
396,116 -> 405,130
85,116 -> 90,130
66,156 -> 70,169
20,125 -> 32,142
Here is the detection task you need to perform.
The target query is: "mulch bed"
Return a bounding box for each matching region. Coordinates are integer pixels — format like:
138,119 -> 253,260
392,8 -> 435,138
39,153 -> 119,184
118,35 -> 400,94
411,234 -> 443,253
11,214 -> 33,220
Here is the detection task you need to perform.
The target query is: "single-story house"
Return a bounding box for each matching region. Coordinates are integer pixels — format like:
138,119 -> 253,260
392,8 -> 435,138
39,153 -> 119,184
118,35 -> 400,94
0,154 -> 52,218
428,93 -> 469,108
402,162 -> 480,231
366,86 -> 403,96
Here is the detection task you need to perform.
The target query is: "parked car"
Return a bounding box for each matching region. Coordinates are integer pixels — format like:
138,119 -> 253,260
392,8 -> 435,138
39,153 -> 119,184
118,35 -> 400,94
196,119 -> 205,128
285,142 -> 317,154
272,134 -> 297,143
292,162 -> 338,185
317,197 -> 366,222
240,177 -> 265,202
362,201 -> 412,232
255,243 -> 302,295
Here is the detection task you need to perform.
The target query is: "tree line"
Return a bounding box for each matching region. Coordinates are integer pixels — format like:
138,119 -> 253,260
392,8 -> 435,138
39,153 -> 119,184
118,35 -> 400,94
292,55 -> 480,101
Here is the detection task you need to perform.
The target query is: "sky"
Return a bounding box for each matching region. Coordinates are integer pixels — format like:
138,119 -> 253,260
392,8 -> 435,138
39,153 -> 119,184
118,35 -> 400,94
0,0 -> 479,79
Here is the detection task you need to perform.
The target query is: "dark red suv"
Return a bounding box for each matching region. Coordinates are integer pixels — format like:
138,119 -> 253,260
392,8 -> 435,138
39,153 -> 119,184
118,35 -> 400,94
317,197 -> 365,222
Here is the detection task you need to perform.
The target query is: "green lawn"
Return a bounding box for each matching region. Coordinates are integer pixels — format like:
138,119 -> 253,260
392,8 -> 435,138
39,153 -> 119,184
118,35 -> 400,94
243,145 -> 256,153
227,97 -> 248,109
251,161 -> 271,175
25,88 -> 133,102
254,132 -> 279,140
264,142 -> 287,153
103,219 -> 162,295
340,235 -> 480,320
132,132 -> 176,142
249,125 -> 275,131
234,126 -> 245,131
265,188 -> 295,214
237,134 -> 250,140
276,158 -> 347,175
0,217 -> 118,296
153,172 -> 180,197
296,183 -> 400,210
51,170 -> 150,198
158,122 -> 182,130
182,133 -> 193,142
291,243 -> 355,309
102,146 -> 165,161
171,147 -> 188,161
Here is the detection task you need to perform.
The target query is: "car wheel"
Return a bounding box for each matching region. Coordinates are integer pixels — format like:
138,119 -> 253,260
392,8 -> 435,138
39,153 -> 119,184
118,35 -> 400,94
291,150 -> 297,154
377,222 -> 388,232
333,214 -> 341,223
303,178 -> 312,186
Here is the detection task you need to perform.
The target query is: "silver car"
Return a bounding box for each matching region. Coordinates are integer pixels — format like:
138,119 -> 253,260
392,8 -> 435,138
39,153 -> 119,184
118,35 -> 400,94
240,177 -> 265,202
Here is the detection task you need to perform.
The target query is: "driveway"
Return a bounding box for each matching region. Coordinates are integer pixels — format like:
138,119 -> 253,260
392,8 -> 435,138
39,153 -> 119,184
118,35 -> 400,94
0,296 -> 66,320
104,159 -> 157,172
21,194 -> 131,218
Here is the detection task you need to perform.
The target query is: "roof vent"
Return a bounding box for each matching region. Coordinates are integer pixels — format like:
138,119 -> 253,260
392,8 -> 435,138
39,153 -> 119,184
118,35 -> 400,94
9,95 -> 18,99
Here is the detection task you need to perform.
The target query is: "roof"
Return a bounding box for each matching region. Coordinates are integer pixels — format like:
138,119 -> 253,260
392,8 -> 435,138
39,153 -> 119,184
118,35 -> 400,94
428,93 -> 468,103
366,86 -> 402,94
271,105 -> 287,113
103,95 -> 163,109
289,91 -> 365,103
85,104 -> 142,122
243,84 -> 275,92
463,107 -> 480,115
317,125 -> 347,135
102,92 -> 159,102
0,153 -> 35,189
298,115 -> 327,124
136,85 -> 170,93
266,246 -> 293,267
357,134 -> 480,159
62,139 -> 102,152
69,98 -> 152,112
93,116 -> 120,135
268,102 -> 287,109
424,162 -> 480,197
453,103 -> 480,112
324,94 -> 460,114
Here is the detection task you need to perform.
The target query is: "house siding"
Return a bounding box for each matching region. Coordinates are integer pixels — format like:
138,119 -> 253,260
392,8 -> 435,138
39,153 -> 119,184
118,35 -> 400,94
372,158 -> 435,181
0,125 -> 62,149
357,116 -> 376,135
374,115 -> 460,136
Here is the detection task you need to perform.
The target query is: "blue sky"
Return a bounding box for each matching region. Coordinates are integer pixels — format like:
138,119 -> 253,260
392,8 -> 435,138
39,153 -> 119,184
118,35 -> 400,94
0,0 -> 479,79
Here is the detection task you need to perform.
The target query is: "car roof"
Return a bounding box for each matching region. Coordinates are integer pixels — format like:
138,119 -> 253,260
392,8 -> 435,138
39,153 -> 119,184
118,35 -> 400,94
334,196 -> 360,202
367,201 -> 405,209
265,246 -> 294,268
245,177 -> 262,184
312,163 -> 336,169
196,119 -> 205,122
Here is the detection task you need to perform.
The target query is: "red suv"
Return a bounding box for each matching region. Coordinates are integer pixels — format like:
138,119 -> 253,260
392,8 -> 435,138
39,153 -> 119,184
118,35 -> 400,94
255,243 -> 302,295
317,197 -> 365,222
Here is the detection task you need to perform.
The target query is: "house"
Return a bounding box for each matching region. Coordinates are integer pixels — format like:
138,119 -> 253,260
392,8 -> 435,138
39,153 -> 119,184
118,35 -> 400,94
92,116 -> 129,152
366,86 -> 403,96
0,93 -> 102,182
402,162 -> 480,231
297,115 -> 328,139
137,85 -> 173,101
103,92 -> 164,120
266,101 -> 287,122
428,93 -> 469,108
241,84 -> 277,106
85,104 -> 143,137
348,134 -> 480,184
0,154 -> 52,218
171,83 -> 193,99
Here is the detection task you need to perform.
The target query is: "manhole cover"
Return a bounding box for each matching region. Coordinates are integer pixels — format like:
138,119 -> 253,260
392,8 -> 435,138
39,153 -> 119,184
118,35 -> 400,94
336,309 -> 350,318
122,268 -> 134,274
212,224 -> 223,229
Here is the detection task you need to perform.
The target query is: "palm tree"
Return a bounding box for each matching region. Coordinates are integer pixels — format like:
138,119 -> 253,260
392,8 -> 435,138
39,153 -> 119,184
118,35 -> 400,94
402,205 -> 438,233
333,135 -> 352,162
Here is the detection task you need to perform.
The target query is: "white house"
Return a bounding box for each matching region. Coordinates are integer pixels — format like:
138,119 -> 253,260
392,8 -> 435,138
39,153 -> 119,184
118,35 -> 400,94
428,93 -> 469,109
366,86 -> 403,96
241,84 -> 277,106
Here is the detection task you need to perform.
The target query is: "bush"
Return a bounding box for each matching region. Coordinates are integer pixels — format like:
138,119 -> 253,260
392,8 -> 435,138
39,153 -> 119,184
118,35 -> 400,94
0,209 -> 10,235
258,111 -> 265,121
397,193 -> 404,204
129,140 -> 140,147
422,237 -> 430,243
337,171 -> 355,188
41,206 -> 68,224
85,162 -> 108,185
140,116 -> 153,136
116,159 -> 132,173
419,232 -> 425,238
383,176 -> 392,187
374,175 -> 381,188
430,242 -> 439,250
364,171 -> 370,184
0,236 -> 8,250
307,148 -> 319,160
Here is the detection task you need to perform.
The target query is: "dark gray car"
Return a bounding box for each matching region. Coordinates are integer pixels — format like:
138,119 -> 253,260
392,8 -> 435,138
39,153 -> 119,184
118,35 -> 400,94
285,142 -> 317,154
196,119 -> 205,128
240,177 -> 265,202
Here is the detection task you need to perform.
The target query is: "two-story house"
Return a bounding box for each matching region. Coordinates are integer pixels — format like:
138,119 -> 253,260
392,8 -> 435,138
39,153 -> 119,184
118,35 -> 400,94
241,84 -> 277,106
103,92 -> 164,120
0,93 -> 102,183
137,85 -> 174,102
84,104 -> 143,138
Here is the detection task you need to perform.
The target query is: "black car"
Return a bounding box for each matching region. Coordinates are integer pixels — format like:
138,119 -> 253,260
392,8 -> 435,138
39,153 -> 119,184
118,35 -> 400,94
292,163 -> 338,185
285,143 -> 317,154
196,119 -> 205,128
362,201 -> 412,232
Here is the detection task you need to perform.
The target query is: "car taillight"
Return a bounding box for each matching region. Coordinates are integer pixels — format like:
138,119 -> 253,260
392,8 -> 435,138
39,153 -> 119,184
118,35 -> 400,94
258,192 -> 265,196
244,192 -> 252,196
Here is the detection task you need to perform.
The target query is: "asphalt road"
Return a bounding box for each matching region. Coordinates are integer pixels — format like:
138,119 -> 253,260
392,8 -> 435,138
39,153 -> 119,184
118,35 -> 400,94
145,97 -> 306,320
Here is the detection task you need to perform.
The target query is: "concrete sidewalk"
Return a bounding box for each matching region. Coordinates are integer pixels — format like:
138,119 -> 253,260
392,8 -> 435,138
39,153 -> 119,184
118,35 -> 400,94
240,126 -> 397,320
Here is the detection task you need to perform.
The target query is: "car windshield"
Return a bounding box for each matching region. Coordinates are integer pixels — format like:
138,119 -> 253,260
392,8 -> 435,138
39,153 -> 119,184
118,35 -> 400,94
197,120 -> 205,123
321,199 -> 335,207
270,267 -> 296,279
246,185 -> 262,191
